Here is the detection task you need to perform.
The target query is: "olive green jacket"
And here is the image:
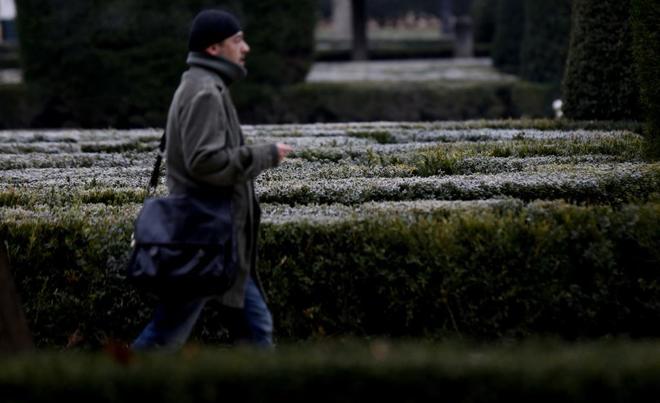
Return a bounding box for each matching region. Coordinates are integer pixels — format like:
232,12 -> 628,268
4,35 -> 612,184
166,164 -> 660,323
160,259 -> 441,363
165,52 -> 279,308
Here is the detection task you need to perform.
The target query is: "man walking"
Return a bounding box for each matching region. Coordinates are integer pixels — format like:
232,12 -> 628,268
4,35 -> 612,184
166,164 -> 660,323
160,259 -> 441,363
132,9 -> 292,351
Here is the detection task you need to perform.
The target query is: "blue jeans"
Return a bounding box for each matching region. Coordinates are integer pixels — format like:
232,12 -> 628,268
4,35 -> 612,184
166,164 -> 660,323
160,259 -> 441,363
132,276 -> 273,351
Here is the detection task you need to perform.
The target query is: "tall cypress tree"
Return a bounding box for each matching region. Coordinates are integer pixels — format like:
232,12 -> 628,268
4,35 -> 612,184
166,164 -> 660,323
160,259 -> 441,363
631,0 -> 660,159
519,0 -> 572,84
562,0 -> 640,120
491,0 -> 525,74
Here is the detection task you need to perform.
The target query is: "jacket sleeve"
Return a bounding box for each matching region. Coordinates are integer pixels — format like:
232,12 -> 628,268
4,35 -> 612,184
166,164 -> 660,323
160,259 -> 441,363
179,89 -> 279,187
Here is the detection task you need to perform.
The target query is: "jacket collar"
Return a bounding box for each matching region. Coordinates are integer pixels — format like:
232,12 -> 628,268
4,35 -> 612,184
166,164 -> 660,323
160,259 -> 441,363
186,52 -> 247,86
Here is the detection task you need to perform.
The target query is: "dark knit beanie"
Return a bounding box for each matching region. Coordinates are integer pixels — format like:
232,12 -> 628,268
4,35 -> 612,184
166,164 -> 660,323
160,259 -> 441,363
188,10 -> 241,52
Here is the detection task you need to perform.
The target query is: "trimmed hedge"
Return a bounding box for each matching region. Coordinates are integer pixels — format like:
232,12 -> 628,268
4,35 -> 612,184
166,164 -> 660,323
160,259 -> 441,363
631,0 -> 660,160
562,0 -> 640,120
14,0 -> 315,128
1,201 -> 659,347
0,131 -> 644,171
0,124 -> 655,347
519,0 -> 571,84
1,162 -> 656,208
491,0 -> 525,74
0,77 -> 560,127
3,341 -> 660,403
288,134 -> 646,165
259,81 -> 556,123
256,167 -> 660,205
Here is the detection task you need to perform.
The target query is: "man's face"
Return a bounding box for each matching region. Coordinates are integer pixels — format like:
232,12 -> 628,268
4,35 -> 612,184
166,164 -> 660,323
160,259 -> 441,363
217,31 -> 250,66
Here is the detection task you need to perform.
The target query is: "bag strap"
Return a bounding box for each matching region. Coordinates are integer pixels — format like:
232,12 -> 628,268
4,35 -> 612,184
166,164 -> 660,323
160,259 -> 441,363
146,132 -> 166,198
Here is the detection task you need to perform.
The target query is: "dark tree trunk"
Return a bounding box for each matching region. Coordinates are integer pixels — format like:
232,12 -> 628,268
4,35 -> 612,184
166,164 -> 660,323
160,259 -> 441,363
351,0 -> 368,60
0,243 -> 33,353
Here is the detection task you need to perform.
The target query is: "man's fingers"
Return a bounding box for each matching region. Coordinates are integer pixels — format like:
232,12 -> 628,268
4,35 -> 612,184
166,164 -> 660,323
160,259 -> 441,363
276,143 -> 293,161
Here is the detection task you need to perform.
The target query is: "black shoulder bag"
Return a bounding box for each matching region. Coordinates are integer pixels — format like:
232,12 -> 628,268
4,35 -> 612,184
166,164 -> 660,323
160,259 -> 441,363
126,133 -> 239,298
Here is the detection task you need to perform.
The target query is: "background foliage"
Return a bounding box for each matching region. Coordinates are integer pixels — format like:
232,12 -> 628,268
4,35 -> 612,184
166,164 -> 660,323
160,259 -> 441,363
14,0 -> 316,128
491,0 -> 525,74
519,0 -> 572,84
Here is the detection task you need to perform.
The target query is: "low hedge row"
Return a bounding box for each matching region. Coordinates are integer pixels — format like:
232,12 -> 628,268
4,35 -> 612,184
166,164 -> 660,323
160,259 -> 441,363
0,140 -> 157,154
0,123 -> 645,149
291,135 -> 644,164
0,152 -> 149,170
0,127 -> 631,145
262,129 -> 639,145
242,120 -> 645,135
0,133 -> 644,182
3,341 -> 660,403
3,152 -> 613,173
0,163 -> 657,208
0,187 -> 148,208
1,201 -> 659,347
257,167 -> 659,205
0,129 -> 159,144
0,131 -> 642,160
263,156 -> 624,181
0,154 -> 643,186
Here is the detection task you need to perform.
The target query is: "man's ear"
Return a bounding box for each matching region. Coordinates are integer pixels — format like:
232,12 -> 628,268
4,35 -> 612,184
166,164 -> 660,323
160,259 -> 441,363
205,43 -> 222,56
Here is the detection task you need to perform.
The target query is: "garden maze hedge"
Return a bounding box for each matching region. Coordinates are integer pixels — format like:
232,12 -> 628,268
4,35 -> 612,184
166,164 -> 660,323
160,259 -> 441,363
0,121 -> 657,348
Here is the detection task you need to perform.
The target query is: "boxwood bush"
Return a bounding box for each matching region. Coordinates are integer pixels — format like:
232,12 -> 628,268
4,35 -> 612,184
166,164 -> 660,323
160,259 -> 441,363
1,201 -> 659,347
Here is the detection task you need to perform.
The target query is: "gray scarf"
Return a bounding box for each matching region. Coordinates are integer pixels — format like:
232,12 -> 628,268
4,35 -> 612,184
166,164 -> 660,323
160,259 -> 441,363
186,52 -> 247,85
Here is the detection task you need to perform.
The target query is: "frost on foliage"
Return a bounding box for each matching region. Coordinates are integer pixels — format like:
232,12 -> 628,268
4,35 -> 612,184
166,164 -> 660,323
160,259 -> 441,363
0,167 -> 152,187
0,153 -> 152,170
0,126 -> 654,210
256,165 -> 659,205
260,199 -> 523,224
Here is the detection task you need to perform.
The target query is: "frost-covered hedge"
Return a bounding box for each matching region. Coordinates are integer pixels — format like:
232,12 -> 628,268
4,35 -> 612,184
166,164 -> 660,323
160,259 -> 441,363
257,166 -> 660,205
0,127 -> 651,209
0,123 -> 657,347
0,163 -> 657,208
1,201 -> 659,346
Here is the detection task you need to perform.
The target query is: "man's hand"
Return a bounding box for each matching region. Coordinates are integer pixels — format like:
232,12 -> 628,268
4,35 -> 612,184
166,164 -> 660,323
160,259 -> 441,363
276,143 -> 293,162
